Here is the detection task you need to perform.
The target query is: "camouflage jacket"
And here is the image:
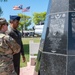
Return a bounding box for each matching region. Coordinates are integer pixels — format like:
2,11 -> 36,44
0,33 -> 21,75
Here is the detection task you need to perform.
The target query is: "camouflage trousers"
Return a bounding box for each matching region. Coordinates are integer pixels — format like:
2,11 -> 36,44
0,54 -> 17,75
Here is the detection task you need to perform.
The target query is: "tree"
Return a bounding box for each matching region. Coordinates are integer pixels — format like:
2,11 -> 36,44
18,13 -> 31,36
0,0 -> 7,2
33,12 -> 46,25
0,7 -> 3,16
18,13 -> 31,30
0,0 -> 7,16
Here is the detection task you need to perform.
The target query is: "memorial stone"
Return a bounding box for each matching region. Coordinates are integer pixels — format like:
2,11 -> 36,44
35,0 -> 75,75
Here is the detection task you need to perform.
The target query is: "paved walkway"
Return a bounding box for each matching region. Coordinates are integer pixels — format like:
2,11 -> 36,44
20,62 -> 37,75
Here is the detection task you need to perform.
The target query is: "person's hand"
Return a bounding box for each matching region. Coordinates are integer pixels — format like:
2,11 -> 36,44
22,55 -> 26,62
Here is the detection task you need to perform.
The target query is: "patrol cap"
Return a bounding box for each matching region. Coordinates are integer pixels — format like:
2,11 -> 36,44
0,18 -> 8,26
10,15 -> 20,21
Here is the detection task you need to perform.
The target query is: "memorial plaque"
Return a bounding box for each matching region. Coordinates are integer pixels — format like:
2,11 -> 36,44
35,0 -> 75,75
68,12 -> 75,55
43,13 -> 67,54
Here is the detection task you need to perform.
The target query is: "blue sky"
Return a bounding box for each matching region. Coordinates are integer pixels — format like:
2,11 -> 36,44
0,0 -> 49,28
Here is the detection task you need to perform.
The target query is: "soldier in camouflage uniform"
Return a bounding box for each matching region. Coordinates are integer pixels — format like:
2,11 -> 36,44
0,18 -> 21,75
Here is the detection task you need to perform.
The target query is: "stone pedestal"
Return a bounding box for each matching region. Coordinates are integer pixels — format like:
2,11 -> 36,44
30,58 -> 36,66
35,0 -> 75,75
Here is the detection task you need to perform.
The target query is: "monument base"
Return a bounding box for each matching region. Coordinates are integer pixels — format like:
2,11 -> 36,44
40,53 -> 75,75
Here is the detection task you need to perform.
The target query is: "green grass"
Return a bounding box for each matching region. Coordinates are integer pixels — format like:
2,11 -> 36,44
20,37 -> 41,67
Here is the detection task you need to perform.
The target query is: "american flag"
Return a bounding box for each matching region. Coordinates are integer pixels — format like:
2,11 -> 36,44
13,5 -> 23,10
22,6 -> 30,12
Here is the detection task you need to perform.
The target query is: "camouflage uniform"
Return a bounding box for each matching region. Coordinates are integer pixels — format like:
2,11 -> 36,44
0,32 -> 20,75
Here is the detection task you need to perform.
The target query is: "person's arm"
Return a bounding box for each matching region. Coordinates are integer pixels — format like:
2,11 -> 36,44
9,36 -> 21,54
4,35 -> 21,54
20,39 -> 26,62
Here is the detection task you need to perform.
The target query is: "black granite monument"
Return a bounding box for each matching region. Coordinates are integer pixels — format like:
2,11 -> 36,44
35,0 -> 75,75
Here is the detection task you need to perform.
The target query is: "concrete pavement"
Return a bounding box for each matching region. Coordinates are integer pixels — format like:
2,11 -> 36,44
20,62 -> 37,75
